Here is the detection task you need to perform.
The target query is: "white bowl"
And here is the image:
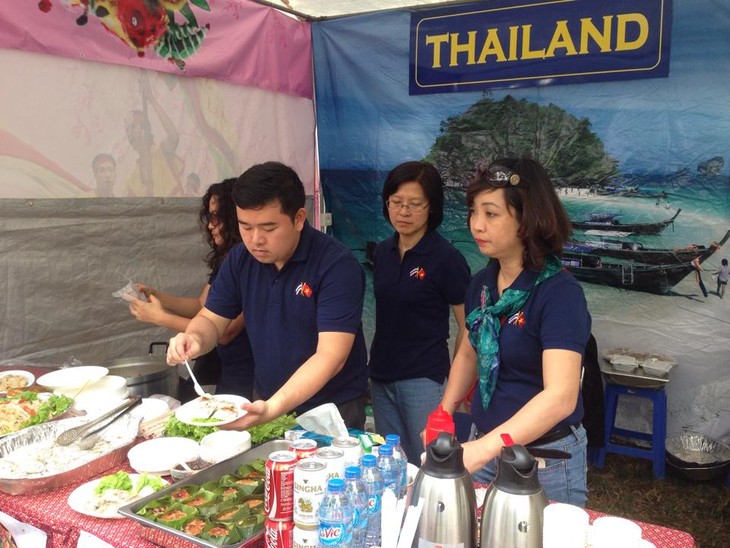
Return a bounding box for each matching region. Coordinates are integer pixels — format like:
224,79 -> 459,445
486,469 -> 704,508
130,398 -> 170,423
0,370 -> 35,391
127,437 -> 200,475
36,366 -> 108,392
200,430 -> 252,463
71,375 -> 128,400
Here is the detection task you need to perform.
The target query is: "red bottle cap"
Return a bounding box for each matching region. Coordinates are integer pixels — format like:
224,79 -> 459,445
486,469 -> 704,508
424,404 -> 455,445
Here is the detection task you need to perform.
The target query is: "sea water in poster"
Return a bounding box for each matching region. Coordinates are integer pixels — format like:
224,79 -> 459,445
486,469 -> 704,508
312,0 -> 730,438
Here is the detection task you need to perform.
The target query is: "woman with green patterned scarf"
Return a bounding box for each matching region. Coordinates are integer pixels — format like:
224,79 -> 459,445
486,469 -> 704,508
435,157 -> 592,506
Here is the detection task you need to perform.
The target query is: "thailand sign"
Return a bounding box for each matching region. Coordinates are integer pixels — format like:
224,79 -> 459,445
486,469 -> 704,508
410,0 -> 672,95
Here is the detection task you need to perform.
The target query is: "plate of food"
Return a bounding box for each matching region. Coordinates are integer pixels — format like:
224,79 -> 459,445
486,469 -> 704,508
175,394 -> 249,427
0,391 -> 74,437
67,471 -> 168,519
0,370 -> 35,394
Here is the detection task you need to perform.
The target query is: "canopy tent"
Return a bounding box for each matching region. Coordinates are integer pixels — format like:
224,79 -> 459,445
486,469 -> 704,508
0,0 -> 728,445
251,0 -> 477,19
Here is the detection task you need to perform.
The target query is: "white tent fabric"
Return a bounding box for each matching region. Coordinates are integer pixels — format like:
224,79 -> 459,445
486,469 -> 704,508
253,0 -> 472,19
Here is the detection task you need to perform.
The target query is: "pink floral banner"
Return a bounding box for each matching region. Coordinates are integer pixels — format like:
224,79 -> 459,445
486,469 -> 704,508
0,0 -> 313,99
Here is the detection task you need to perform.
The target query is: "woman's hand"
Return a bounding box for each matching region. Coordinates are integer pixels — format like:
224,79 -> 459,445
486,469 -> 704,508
134,283 -> 155,300
129,295 -> 164,324
461,438 -> 493,473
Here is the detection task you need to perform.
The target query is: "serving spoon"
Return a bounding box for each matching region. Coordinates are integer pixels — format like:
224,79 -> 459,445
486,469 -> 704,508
183,358 -> 210,398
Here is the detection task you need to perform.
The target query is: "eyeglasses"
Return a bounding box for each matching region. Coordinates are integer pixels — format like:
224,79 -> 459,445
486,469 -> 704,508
476,163 -> 523,187
205,211 -> 222,227
386,199 -> 429,213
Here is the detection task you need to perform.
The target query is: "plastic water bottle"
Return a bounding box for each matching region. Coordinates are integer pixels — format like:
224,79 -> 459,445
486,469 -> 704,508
318,478 -> 353,547
360,454 -> 383,548
344,465 -> 368,548
385,434 -> 407,498
375,443 -> 399,497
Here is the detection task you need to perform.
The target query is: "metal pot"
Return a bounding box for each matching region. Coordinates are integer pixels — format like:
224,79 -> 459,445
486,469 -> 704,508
102,342 -> 179,399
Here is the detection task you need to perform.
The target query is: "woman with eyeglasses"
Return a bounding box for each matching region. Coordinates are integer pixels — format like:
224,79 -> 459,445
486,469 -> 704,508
368,161 -> 471,465
129,179 -> 254,400
436,157 -> 591,506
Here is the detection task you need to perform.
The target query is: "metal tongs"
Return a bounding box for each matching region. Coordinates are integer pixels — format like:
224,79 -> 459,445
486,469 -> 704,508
55,395 -> 142,447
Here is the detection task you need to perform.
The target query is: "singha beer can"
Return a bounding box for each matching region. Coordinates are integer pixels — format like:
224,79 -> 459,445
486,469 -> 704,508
293,524 -> 319,548
290,438 -> 318,460
265,450 -> 298,520
331,436 -> 362,468
265,518 -> 294,548
313,446 -> 346,481
293,458 -> 328,527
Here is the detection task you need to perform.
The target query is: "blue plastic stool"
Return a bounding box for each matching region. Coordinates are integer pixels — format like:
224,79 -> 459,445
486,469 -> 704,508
594,383 -> 667,479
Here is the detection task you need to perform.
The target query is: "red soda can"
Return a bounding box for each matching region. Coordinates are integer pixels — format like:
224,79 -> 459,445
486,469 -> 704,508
290,438 -> 318,460
265,518 -> 294,548
265,450 -> 297,520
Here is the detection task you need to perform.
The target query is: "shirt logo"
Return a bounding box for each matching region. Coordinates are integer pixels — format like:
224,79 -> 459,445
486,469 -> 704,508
295,282 -> 313,298
507,311 -> 526,328
409,267 -> 426,280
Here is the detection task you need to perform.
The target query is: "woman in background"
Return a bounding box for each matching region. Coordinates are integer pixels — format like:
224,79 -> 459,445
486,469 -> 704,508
129,179 -> 254,400
369,161 -> 471,465
438,157 -> 591,506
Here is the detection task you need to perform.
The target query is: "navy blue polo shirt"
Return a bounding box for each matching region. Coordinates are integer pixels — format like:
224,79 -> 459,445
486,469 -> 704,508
468,260 -> 591,435
206,222 -> 368,413
368,230 -> 471,383
208,269 -> 255,396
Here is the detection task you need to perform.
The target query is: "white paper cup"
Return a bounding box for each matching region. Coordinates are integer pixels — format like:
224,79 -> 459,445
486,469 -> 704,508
404,462 -> 419,507
543,503 -> 589,548
589,516 -> 642,548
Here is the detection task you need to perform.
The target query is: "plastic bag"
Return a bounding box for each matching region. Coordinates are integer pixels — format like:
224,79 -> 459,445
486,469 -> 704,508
111,280 -> 147,302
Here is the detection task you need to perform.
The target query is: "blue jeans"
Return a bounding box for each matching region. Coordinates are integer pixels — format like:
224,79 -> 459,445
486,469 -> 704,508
370,377 -> 445,465
472,424 -> 588,507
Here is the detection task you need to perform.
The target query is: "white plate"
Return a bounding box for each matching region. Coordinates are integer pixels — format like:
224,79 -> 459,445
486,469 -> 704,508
131,398 -> 170,423
36,366 -> 108,391
175,394 -> 249,427
0,370 -> 35,391
127,437 -> 200,475
67,473 -> 168,519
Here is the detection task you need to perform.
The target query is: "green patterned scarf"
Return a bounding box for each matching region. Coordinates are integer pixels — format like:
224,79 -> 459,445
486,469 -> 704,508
466,254 -> 563,410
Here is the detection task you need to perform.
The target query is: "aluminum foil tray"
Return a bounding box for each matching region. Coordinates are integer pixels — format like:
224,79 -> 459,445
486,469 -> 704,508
666,433 -> 730,466
119,438 -> 290,548
0,414 -> 139,495
600,348 -> 678,388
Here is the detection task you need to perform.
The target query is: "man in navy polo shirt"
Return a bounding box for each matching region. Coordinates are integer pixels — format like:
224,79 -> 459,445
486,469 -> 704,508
168,162 -> 368,429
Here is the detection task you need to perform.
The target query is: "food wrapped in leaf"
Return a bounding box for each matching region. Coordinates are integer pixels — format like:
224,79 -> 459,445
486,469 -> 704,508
155,503 -> 198,530
240,496 -> 264,514
212,502 -> 251,523
234,513 -> 266,539
170,484 -> 200,501
136,496 -> 173,518
232,476 -> 264,495
181,488 -> 217,508
200,522 -> 242,545
183,517 -> 207,538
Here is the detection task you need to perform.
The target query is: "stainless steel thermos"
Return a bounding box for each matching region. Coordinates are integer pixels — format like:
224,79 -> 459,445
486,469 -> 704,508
410,432 -> 477,548
479,444 -> 549,548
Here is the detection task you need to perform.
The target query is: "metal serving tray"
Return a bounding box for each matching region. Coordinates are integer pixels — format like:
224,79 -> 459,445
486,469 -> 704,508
119,438 -> 291,548
0,414 -> 138,495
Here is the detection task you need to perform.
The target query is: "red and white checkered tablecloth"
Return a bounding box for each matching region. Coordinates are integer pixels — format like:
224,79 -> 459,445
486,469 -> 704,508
0,468 -> 696,548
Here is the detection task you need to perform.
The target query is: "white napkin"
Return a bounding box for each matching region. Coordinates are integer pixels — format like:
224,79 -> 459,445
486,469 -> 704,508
397,497 -> 424,548
295,402 -> 349,438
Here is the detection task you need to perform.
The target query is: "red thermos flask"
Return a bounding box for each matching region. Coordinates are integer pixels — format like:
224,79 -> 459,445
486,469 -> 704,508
424,404 -> 456,445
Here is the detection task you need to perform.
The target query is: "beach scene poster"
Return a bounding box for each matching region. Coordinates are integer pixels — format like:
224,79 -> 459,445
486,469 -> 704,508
312,0 -> 730,440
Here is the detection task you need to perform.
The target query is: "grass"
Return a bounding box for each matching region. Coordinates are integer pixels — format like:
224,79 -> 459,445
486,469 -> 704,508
587,455 -> 729,548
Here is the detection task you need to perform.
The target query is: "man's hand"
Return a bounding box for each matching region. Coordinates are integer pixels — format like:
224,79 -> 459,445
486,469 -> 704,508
220,399 -> 274,431
167,333 -> 201,365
